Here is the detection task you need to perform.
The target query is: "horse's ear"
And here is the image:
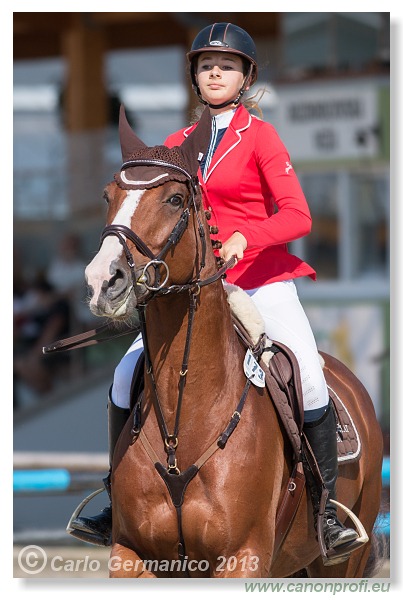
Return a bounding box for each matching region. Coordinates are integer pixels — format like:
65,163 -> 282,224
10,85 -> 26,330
119,104 -> 147,162
179,108 -> 211,175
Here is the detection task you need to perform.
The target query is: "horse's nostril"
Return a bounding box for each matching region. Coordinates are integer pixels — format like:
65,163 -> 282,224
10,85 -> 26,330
109,269 -> 125,289
105,265 -> 130,301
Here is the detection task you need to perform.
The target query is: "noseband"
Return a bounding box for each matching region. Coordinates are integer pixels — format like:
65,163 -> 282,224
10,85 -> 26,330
100,159 -> 206,298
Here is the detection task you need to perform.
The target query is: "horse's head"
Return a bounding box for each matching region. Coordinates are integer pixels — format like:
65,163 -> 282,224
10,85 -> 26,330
85,106 -> 211,319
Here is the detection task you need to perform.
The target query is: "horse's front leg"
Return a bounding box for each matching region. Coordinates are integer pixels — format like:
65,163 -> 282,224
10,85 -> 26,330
212,548 -> 268,578
109,543 -> 157,578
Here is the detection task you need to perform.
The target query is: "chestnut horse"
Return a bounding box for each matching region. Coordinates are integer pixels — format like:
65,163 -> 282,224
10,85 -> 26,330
84,106 -> 383,578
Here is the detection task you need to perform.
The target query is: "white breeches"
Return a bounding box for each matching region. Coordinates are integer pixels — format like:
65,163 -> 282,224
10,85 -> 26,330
245,280 -> 329,419
112,333 -> 144,409
111,280 -> 329,420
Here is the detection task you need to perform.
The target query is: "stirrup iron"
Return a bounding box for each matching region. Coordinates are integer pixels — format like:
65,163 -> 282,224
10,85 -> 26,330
319,498 -> 369,566
66,488 -> 111,546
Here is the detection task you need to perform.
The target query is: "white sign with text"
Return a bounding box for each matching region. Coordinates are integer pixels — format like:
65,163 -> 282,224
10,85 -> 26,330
273,82 -> 379,161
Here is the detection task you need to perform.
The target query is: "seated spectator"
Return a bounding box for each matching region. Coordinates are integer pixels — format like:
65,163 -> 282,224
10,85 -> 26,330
46,232 -> 91,329
14,273 -> 70,403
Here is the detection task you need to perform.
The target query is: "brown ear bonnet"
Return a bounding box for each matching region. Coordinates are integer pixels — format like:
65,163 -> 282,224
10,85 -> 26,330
115,105 -> 212,191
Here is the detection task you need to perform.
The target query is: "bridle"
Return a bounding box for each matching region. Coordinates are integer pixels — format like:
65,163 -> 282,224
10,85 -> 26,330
43,157 -> 234,356
100,157 -> 236,473
107,159 -> 241,571
101,159 -> 204,298
101,158 -> 235,299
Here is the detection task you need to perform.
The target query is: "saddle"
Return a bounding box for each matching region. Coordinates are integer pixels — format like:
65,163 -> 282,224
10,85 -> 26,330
232,312 -> 361,465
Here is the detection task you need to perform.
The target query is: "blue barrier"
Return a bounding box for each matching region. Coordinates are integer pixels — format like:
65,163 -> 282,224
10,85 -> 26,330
12,455 -> 391,553
13,459 -> 390,536
379,457 -> 390,536
382,456 -> 390,487
13,457 -> 390,492
14,457 -> 390,492
375,512 -> 390,536
13,463 -> 390,544
13,469 -> 102,493
13,469 -> 71,492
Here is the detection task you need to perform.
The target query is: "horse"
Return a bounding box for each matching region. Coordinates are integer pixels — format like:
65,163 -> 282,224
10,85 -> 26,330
83,105 -> 383,578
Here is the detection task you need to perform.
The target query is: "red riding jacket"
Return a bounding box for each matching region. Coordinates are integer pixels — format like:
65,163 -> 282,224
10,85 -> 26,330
165,104 -> 316,290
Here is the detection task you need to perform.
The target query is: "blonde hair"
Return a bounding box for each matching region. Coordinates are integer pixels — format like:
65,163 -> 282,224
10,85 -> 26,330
243,87 -> 268,119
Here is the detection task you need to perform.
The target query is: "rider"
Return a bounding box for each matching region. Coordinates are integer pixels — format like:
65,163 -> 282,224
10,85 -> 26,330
70,22 -> 359,560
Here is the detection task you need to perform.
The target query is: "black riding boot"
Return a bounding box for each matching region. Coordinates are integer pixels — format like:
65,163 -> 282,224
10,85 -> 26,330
303,404 -> 358,562
69,394 -> 130,545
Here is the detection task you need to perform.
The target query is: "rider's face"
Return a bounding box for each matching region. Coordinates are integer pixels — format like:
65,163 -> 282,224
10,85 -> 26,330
195,52 -> 246,112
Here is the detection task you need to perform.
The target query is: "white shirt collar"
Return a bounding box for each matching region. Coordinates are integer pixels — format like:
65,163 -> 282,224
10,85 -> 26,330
212,109 -> 236,130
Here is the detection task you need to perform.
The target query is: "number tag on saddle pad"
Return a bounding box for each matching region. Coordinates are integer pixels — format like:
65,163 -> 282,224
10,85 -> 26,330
243,349 -> 266,388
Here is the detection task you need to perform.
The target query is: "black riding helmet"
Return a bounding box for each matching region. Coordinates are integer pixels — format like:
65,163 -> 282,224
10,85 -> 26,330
187,22 -> 258,109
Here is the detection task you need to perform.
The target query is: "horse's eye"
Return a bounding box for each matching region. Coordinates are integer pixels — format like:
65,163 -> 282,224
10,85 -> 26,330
103,191 -> 109,204
167,194 -> 183,208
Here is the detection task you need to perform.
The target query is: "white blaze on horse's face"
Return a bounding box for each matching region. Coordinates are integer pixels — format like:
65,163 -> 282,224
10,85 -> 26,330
85,189 -> 145,316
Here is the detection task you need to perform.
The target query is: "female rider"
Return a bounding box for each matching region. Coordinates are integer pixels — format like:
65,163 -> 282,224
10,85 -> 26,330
71,22 -> 358,561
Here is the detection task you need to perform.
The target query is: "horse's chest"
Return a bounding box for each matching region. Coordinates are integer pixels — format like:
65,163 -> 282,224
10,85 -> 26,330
114,416 -> 277,563
115,453 -> 236,553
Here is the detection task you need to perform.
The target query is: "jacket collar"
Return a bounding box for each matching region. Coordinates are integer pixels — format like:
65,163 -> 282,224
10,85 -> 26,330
184,105 -> 252,182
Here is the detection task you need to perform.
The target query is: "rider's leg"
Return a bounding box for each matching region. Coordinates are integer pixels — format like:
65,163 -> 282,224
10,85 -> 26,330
109,334 -> 144,411
247,280 -> 358,558
303,403 -> 359,551
70,395 -> 130,542
69,335 -> 143,543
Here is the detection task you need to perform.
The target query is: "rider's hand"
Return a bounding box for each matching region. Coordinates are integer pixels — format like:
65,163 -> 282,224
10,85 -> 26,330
219,231 -> 247,266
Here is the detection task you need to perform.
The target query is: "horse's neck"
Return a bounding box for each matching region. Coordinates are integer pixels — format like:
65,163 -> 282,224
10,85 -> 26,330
145,281 -> 238,407
147,281 -> 234,360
